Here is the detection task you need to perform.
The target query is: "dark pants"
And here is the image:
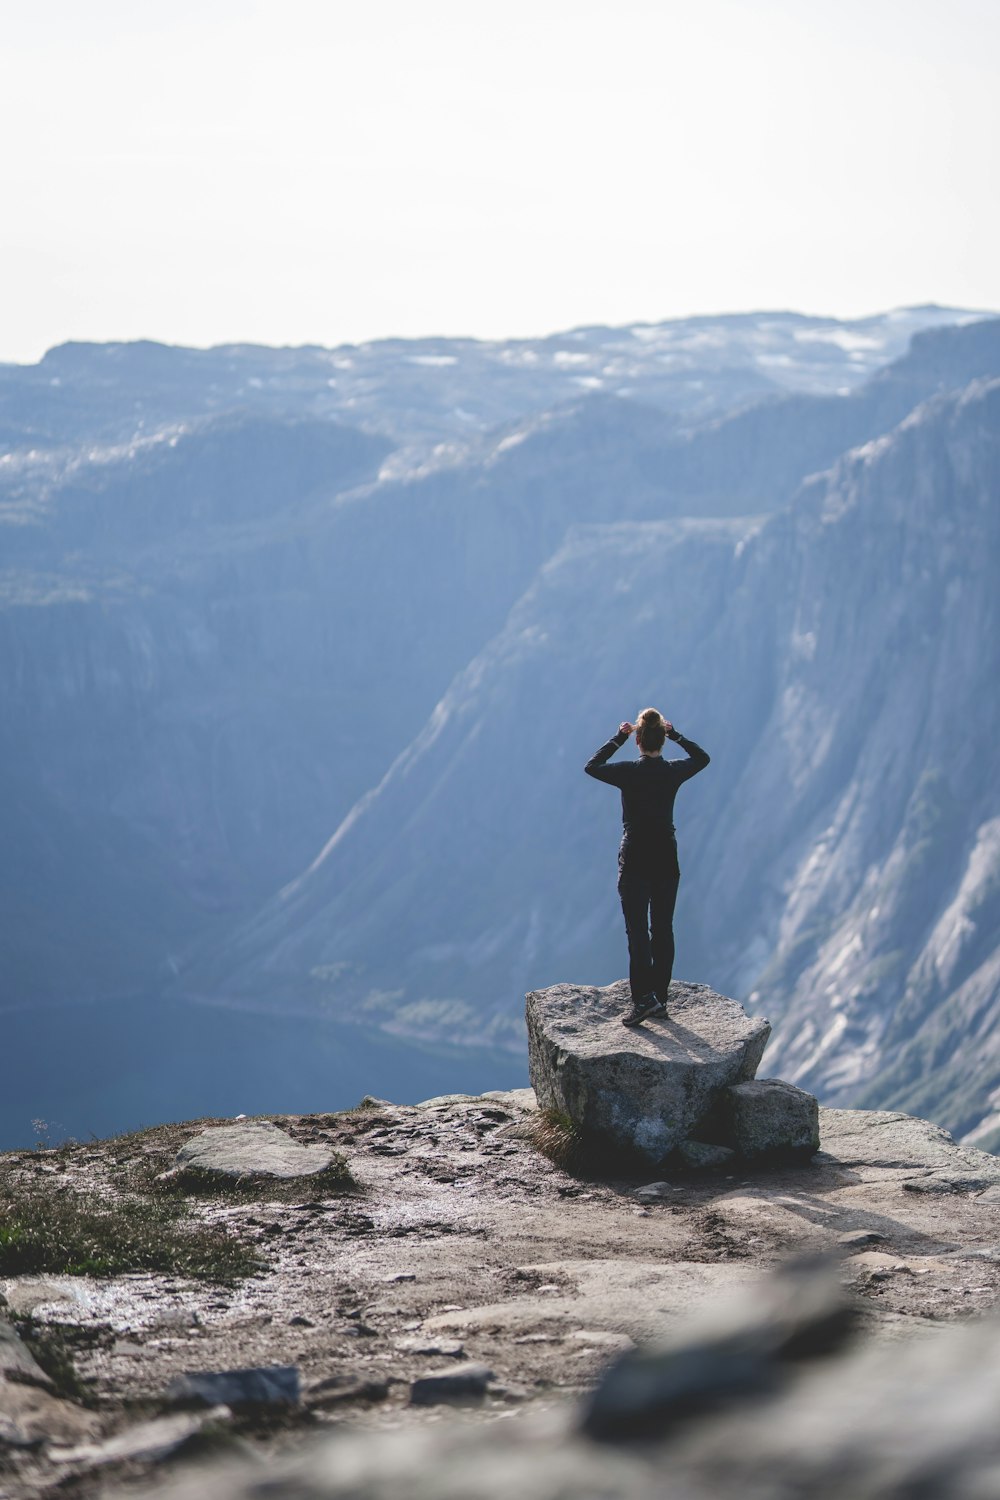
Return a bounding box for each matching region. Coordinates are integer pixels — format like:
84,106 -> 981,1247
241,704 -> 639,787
618,845 -> 680,1004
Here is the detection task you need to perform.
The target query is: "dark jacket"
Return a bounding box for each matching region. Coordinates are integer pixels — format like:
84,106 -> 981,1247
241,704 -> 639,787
585,728 -> 710,867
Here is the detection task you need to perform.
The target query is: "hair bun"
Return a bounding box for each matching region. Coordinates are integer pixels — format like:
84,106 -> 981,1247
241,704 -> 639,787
634,707 -> 668,753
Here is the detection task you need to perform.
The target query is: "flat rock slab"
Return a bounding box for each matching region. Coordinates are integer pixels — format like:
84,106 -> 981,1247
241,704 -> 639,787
1,1279 -> 90,1319
174,1121 -> 334,1180
817,1109 -> 1000,1181
526,980 -> 770,1164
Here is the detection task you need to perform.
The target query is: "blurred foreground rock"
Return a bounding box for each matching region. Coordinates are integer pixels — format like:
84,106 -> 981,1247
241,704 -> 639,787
126,1261 -> 1000,1500
580,1256 -> 854,1438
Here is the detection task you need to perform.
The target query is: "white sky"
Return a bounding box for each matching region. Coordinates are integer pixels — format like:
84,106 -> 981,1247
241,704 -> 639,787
2,0 -> 998,363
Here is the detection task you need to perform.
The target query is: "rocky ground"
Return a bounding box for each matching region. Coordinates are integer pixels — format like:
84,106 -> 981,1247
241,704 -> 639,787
3,1087 -> 1000,1498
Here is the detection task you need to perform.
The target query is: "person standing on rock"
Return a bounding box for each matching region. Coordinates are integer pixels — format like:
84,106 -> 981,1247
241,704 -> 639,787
585,709 -> 710,1027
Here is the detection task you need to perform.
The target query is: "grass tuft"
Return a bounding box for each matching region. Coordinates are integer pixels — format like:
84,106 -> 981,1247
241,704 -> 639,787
521,1107 -> 589,1172
0,1177 -> 259,1282
0,1110 -> 365,1286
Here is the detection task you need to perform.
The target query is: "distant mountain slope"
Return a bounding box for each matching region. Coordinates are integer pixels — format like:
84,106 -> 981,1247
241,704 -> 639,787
198,378 -> 1000,1143
0,415 -> 395,1001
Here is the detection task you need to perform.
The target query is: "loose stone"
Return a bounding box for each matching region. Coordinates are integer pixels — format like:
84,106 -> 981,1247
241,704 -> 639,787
409,1364 -> 494,1406
165,1366 -> 300,1409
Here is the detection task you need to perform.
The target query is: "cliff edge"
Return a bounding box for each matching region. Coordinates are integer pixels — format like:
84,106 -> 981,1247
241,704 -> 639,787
3,1071 -> 1000,1496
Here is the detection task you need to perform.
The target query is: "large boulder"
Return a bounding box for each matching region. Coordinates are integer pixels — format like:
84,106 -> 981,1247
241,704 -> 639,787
526,980 -> 771,1165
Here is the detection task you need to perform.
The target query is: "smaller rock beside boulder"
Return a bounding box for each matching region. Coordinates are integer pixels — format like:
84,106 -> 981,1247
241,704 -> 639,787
173,1122 -> 335,1181
724,1078 -> 820,1162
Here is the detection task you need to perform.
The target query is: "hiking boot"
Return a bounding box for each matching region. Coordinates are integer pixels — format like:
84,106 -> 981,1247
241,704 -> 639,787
622,994 -> 660,1027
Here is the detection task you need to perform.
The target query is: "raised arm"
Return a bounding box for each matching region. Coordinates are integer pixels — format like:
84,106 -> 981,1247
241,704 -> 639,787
584,723 -> 632,785
667,725 -> 710,782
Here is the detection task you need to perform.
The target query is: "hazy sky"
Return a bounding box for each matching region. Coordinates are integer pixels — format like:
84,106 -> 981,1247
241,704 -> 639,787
3,0 -> 998,362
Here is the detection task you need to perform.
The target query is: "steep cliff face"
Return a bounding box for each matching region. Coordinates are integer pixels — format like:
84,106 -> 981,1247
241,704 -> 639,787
203,378 -> 1000,1140
724,380 -> 1000,1140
